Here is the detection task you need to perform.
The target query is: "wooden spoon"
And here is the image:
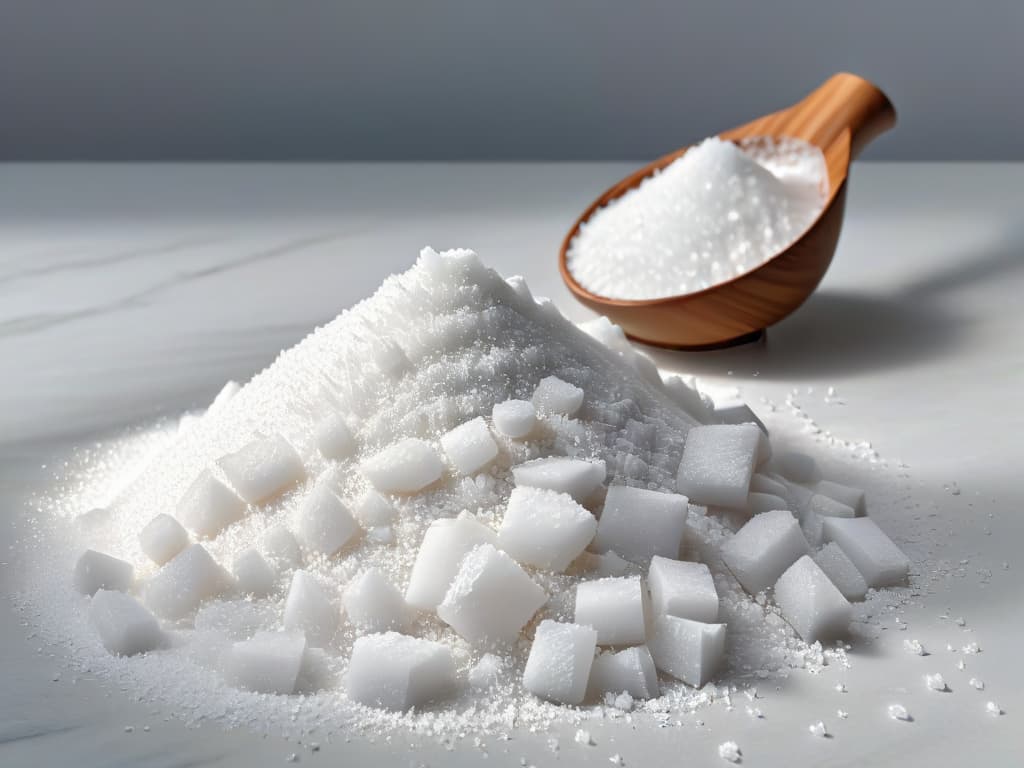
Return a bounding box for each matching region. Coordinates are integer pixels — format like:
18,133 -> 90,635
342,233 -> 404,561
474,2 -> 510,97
558,72 -> 896,349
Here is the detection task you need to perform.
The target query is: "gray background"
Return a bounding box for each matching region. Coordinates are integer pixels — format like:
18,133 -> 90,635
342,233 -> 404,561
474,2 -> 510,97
0,1 -> 1021,162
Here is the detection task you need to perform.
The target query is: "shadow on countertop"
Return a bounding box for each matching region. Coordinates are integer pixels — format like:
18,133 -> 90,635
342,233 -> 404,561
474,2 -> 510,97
643,228 -> 1024,381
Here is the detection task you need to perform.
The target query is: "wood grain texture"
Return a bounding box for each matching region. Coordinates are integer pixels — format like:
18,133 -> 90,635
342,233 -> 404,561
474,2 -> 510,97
559,72 -> 896,349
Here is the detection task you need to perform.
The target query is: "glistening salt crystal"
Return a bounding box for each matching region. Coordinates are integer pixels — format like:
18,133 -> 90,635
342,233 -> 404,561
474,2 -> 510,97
74,550 -> 133,596
574,576 -> 647,646
566,136 -> 827,300
592,485 -> 689,562
347,632 -> 455,711
89,589 -> 162,656
138,514 -> 189,566
436,543 -> 547,646
647,556 -> 719,623
522,620 -> 597,705
498,486 -> 597,572
176,468 -> 247,540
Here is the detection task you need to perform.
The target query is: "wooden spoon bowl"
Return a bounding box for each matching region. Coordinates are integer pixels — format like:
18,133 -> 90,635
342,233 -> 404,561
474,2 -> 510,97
559,72 -> 896,349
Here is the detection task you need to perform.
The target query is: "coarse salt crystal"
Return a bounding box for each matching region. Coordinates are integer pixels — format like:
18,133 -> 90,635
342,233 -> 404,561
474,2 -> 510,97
808,721 -> 828,737
887,704 -> 911,721
717,741 -> 741,763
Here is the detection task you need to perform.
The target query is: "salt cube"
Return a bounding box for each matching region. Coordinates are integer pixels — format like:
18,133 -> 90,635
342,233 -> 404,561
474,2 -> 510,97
498,486 -> 597,572
217,434 -> 306,504
747,492 -> 788,515
593,550 -> 631,577
799,493 -> 856,547
404,512 -> 498,611
532,375 -> 584,416
574,576 -> 647,646
713,399 -> 767,434
138,514 -> 189,566
315,413 -> 357,461
814,480 -> 866,516
283,570 -> 339,647
809,493 -> 856,519
813,543 -> 868,601
343,568 -> 411,632
176,469 -> 247,539
676,425 -> 760,509
822,517 -> 909,588
522,620 -> 597,705
440,417 -> 499,475
233,548 -> 277,597
588,646 -> 660,700
648,615 -> 726,687
89,589 -> 161,656
492,399 -> 537,439
511,457 -> 606,502
262,524 -> 303,568
295,474 -> 359,556
437,544 -> 547,646
750,473 -> 788,498
74,549 -> 133,596
145,544 -> 231,620
648,556 -> 719,623
774,555 -> 852,642
352,490 -> 397,527
772,451 -> 819,485
721,510 -> 809,595
223,630 -> 306,695
361,438 -> 444,494
347,632 -> 456,711
468,653 -> 505,689
593,485 -> 688,562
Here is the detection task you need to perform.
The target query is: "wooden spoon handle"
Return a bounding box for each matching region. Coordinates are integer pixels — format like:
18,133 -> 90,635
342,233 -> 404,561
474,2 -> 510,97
791,72 -> 897,159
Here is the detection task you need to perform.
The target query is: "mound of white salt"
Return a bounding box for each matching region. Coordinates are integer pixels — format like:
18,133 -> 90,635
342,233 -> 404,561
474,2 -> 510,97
566,136 -> 828,300
34,248 -> 909,740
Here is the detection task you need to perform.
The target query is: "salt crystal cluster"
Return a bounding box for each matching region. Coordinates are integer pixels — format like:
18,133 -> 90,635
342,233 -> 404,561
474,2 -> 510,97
60,249 -> 910,728
566,136 -> 828,300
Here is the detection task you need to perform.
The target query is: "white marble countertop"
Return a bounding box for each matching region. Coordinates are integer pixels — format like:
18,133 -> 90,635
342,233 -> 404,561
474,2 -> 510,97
1,163 -> 1021,767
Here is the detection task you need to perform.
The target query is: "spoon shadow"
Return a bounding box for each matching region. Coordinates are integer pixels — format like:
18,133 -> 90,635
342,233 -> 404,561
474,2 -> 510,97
642,229 -> 1024,381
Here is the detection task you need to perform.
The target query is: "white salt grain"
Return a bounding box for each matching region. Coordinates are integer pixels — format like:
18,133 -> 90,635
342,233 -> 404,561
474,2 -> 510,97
492,399 -> 537,439
925,673 -> 948,692
566,136 -> 827,300
904,639 -> 926,656
718,741 -> 741,763
532,375 -> 584,416
887,703 -> 911,721
808,721 -> 828,737
985,701 -> 1002,716
969,677 -> 985,690
575,729 -> 595,746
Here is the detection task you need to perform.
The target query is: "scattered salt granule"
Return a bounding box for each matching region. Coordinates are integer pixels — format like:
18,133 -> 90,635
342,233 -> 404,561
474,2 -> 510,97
969,677 -> 985,690
609,754 -> 625,766
567,136 -> 827,300
903,639 -> 926,656
808,721 -> 828,737
924,673 -> 948,692
986,701 -> 1003,716
835,682 -> 847,693
718,741 -> 742,763
837,709 -> 848,719
887,704 -> 911,722
575,729 -> 595,746
962,642 -> 982,654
